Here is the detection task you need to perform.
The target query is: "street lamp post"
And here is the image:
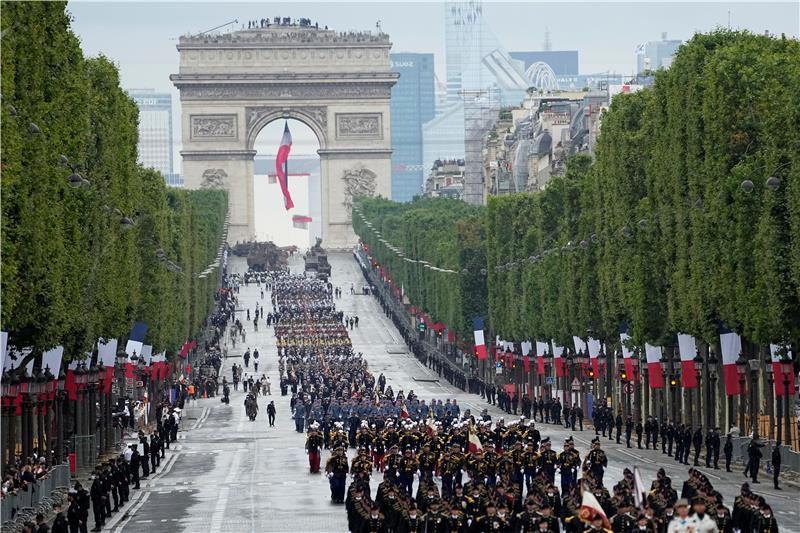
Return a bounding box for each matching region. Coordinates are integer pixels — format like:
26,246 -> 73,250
780,357 -> 792,446
693,354 -> 703,429
2,372 -> 21,465
42,367 -> 55,457
563,351 -> 573,410
31,367 -> 47,459
735,357 -> 748,433
97,362 -> 106,452
598,348 -> 607,407
765,361 -> 774,440
543,351 -> 553,400
20,373 -> 34,461
749,361 -> 759,436
635,348 -> 645,423
56,369 -> 66,464
576,351 -> 589,416
707,352 -> 719,430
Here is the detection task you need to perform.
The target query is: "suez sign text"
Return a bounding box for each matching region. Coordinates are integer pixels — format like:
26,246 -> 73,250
390,60 -> 415,68
133,97 -> 169,106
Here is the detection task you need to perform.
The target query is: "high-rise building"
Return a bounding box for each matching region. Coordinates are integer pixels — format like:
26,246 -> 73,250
635,33 -> 682,74
444,1 -> 527,106
128,89 -> 181,186
390,53 -> 435,202
422,0 -> 529,204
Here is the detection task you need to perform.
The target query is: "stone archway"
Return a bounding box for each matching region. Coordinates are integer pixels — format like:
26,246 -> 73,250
171,25 -> 397,249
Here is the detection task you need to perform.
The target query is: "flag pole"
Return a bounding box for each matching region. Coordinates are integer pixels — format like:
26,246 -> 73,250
284,120 -> 289,195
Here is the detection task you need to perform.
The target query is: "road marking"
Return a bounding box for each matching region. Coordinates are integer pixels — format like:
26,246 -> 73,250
615,447 -> 656,464
110,490 -> 150,533
691,468 -> 721,481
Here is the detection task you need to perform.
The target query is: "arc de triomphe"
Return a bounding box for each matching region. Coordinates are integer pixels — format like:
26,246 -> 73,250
171,25 -> 397,249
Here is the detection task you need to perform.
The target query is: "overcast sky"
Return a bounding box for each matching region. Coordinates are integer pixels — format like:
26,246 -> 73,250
69,0 -> 799,162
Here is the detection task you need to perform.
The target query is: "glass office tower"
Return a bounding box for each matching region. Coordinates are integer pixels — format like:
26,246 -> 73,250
390,53 -> 435,202
128,89 -> 180,186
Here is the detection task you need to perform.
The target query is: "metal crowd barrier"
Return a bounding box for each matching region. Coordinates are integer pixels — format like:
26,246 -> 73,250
1,463 -> 69,531
70,434 -> 98,472
731,436 -> 799,474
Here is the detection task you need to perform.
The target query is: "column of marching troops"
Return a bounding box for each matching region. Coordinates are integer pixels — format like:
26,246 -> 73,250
251,270 -> 784,533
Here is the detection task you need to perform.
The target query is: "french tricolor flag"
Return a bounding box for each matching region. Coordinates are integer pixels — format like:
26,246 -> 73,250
472,317 -> 487,360
719,325 -> 742,396
97,339 -> 118,394
536,341 -> 549,375
770,344 -> 796,397
619,332 -> 637,381
645,343 -> 663,388
552,341 -> 565,377
587,337 -> 601,376
677,333 -> 697,388
275,121 -> 294,210
521,341 -> 531,373
125,321 -> 148,378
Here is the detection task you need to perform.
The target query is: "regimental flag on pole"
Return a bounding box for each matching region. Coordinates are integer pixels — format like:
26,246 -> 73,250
645,344 -> 664,388
552,341 -> 565,377
770,344 -> 796,396
633,467 -> 647,509
719,325 -> 742,396
521,341 -> 532,373
468,430 -> 483,453
125,321 -> 148,379
619,332 -> 637,381
578,488 -> 612,530
473,317 -> 487,360
587,337 -> 601,376
275,121 -> 295,210
677,333 -> 697,388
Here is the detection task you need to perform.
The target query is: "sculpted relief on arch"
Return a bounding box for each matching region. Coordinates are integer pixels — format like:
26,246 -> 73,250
341,164 -> 377,221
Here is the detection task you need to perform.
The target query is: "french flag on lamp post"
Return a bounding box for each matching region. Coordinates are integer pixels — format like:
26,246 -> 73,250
619,332 -> 636,381
587,337 -> 601,376
536,341 -> 549,375
275,121 -> 295,210
719,325 -> 742,396
770,344 -> 796,396
97,339 -> 118,394
677,333 -> 697,388
521,341 -> 532,373
552,341 -> 565,377
645,343 -> 664,388
125,321 -> 148,379
472,317 -> 487,360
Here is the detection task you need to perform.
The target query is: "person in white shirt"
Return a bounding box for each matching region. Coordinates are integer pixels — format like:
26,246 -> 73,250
667,499 -> 719,533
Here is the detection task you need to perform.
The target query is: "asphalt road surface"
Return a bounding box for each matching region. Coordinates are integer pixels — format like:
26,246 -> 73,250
105,252 -> 799,533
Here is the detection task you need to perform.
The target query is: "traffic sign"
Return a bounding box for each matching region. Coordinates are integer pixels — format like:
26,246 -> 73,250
622,383 -> 633,394
495,361 -> 503,374
545,376 -> 555,385
571,378 -> 581,391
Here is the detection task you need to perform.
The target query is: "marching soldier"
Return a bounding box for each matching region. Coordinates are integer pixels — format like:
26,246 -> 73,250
306,424 -> 325,473
538,437 -> 558,484
325,446 -> 349,503
610,499 -> 636,533
515,499 -> 541,533
536,502 -> 560,533
583,438 -> 608,484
